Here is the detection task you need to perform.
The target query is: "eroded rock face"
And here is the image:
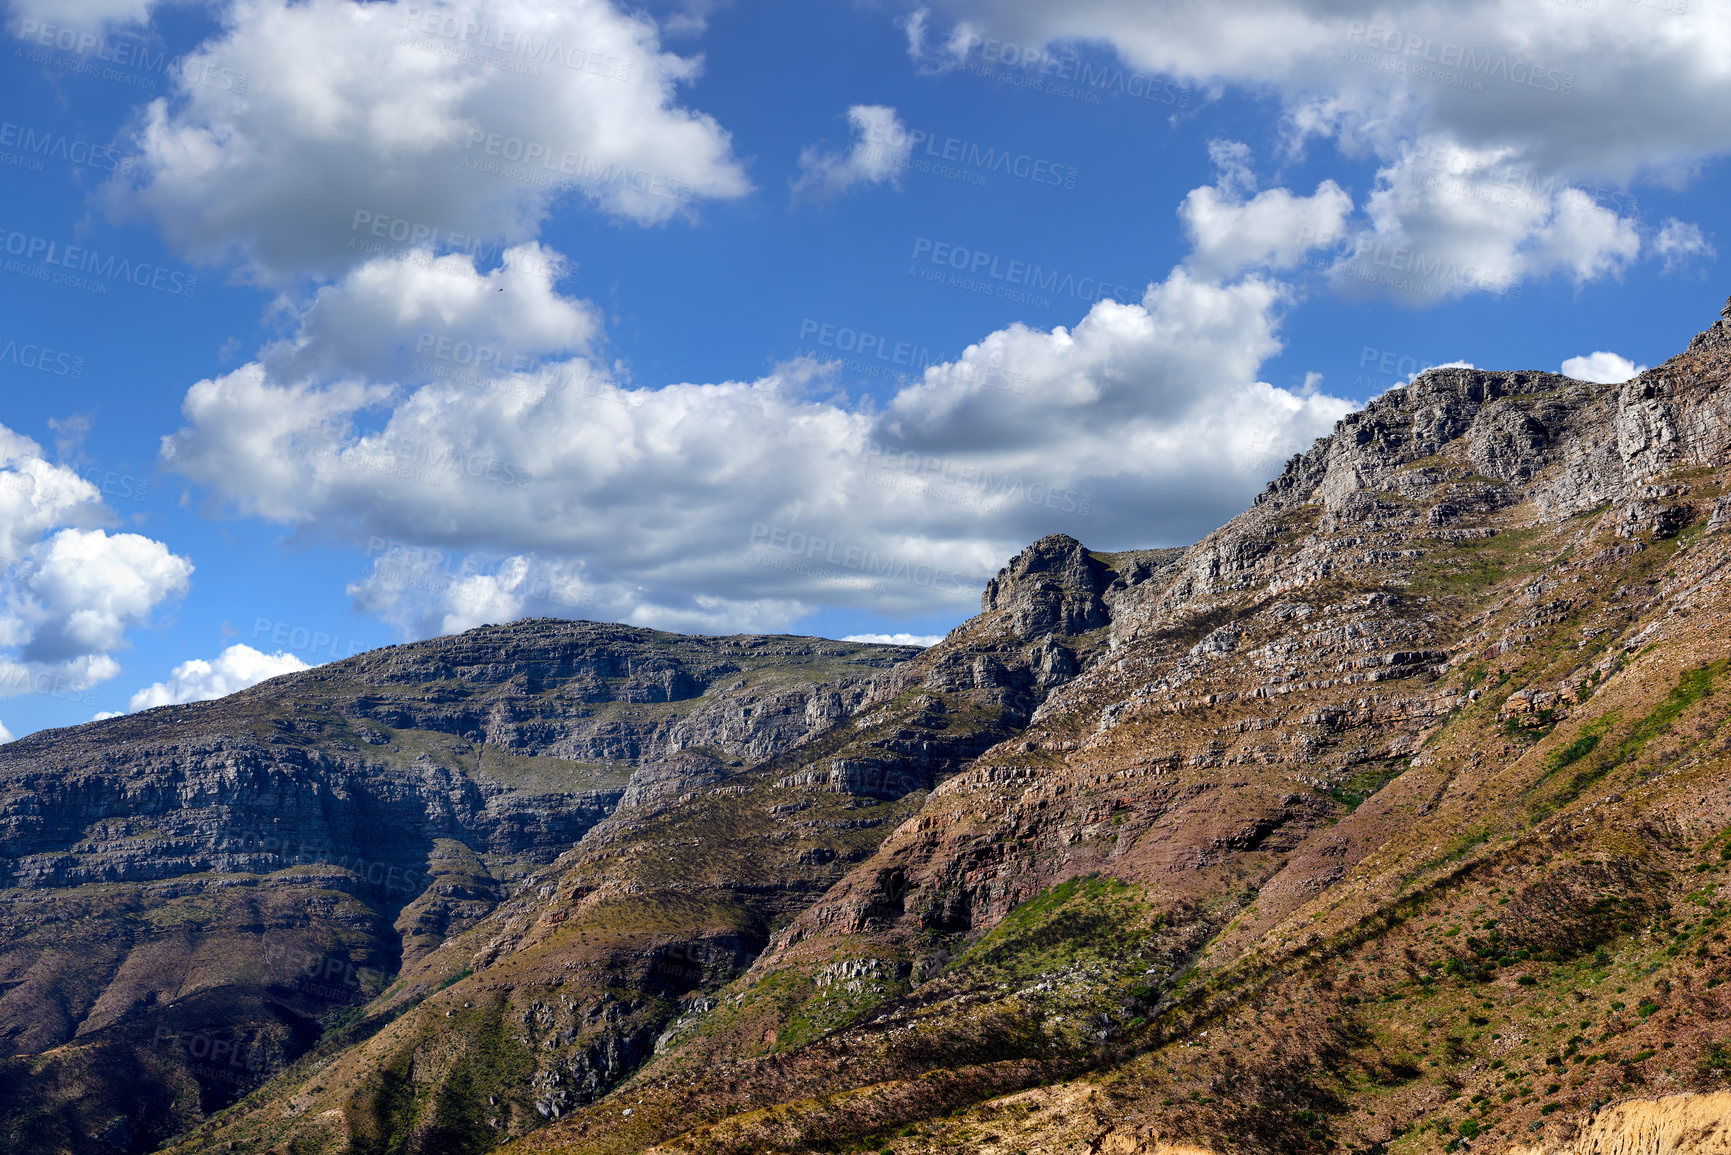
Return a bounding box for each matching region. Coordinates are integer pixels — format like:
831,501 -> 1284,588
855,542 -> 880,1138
0,622 -> 917,1152
980,534 -> 1113,637
1506,1092 -> 1731,1155
0,623 -> 906,891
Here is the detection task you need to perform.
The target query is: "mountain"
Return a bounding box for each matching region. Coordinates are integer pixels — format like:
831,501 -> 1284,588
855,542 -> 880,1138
8,300 -> 1731,1155
0,622 -> 922,1150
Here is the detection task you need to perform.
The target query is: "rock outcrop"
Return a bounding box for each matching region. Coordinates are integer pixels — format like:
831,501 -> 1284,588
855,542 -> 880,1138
1507,1092 -> 1731,1155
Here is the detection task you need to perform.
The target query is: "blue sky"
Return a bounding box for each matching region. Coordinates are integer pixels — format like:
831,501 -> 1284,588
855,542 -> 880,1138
0,0 -> 1723,737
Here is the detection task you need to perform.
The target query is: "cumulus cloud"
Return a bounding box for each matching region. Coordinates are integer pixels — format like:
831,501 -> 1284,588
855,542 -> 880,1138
109,0 -> 752,284
1561,351 -> 1646,384
0,426 -> 193,699
844,633 -> 942,646
794,105 -> 912,199
0,719 -> 11,742
904,1 -> 1731,302
163,239 -> 1352,636
1526,188 -> 1642,285
265,242 -> 596,382
128,643 -> 310,711
1323,142 -> 1643,303
1179,142 -> 1352,278
1653,219 -> 1715,274
11,529 -> 193,663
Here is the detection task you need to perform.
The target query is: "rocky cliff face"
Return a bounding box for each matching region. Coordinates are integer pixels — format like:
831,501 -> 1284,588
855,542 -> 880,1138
148,531 -> 1120,1154
1508,1092 -> 1731,1155
0,622 -> 916,1153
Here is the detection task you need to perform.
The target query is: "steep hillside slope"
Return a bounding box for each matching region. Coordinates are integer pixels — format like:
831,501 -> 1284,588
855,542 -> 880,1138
491,301 -> 1731,1155
14,302 -> 1731,1155
0,622 -> 919,1153
157,536 -> 1129,1154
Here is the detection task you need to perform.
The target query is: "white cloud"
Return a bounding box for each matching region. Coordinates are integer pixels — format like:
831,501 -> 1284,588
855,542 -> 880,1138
0,719 -> 10,742
0,428 -> 193,699
901,8 -> 978,74
163,241 -> 1352,637
1653,218 -> 1715,273
1561,351 -> 1646,384
5,0 -> 157,32
10,528 -> 193,663
1525,188 -> 1642,285
1179,162 -> 1353,279
905,1 -> 1731,302
843,633 -> 942,647
794,105 -> 912,198
109,0 -> 752,284
265,242 -> 596,382
1205,140 -> 1256,199
1326,142 -> 1642,304
128,644 -> 310,711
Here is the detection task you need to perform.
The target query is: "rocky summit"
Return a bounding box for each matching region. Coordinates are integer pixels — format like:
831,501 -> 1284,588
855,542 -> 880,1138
7,302 -> 1731,1155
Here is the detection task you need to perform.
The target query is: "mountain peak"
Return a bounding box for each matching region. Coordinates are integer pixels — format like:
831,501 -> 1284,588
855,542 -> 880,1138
980,532 -> 1111,636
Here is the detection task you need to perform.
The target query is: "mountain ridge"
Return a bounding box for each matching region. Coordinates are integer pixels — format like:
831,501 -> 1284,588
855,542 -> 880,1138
6,300 -> 1731,1155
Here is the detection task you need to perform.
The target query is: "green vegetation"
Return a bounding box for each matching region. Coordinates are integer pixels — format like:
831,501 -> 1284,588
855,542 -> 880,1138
1533,662 -> 1724,818
1325,759 -> 1411,812
959,876 -> 1154,982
